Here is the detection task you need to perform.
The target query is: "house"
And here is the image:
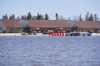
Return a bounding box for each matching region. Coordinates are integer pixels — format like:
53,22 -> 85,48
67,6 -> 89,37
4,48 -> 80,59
28,20 -> 71,33
0,20 -> 100,33
3,20 -> 21,33
0,20 -> 71,33
0,21 -> 5,32
75,21 -> 100,33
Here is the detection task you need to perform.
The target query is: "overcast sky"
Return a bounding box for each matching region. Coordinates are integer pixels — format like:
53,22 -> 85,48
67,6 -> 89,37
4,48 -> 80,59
0,0 -> 100,19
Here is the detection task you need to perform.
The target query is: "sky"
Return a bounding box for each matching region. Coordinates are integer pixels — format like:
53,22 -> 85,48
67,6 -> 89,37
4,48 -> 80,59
0,0 -> 100,19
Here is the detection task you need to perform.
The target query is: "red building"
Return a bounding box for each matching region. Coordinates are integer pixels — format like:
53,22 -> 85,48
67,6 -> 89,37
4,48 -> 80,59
0,20 -> 100,33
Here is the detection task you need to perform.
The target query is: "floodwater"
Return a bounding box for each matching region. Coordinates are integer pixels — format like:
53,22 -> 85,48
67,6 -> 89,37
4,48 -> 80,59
0,36 -> 100,66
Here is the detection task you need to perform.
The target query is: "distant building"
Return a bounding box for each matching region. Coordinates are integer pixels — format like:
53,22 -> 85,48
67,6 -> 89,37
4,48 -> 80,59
0,20 -> 100,33
3,20 -> 21,33
28,20 -> 71,33
0,22 -> 5,32
75,21 -> 100,33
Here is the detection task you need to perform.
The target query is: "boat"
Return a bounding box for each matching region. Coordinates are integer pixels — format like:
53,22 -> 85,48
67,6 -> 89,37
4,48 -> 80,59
65,32 -> 91,36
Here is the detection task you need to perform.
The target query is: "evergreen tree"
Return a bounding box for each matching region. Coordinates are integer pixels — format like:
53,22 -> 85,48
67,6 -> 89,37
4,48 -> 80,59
9,14 -> 15,20
27,12 -> 32,20
94,14 -> 98,21
3,14 -> 8,20
37,13 -> 39,20
23,26 -> 32,34
79,14 -> 82,21
88,13 -> 94,21
85,12 -> 89,21
55,13 -> 59,20
36,13 -> 44,20
45,13 -> 49,20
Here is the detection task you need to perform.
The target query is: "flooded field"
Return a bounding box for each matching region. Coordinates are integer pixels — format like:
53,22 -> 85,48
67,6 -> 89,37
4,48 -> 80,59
0,36 -> 100,66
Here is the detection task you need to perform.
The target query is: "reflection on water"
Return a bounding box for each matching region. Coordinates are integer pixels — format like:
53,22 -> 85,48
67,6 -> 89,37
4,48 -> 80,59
0,36 -> 100,66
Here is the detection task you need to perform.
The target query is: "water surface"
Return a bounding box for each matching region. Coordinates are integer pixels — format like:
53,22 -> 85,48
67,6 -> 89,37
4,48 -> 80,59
0,36 -> 100,66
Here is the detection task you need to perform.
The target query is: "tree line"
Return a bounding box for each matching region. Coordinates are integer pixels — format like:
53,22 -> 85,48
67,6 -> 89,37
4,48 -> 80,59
2,12 -> 99,21
79,12 -> 98,21
2,12 -> 60,20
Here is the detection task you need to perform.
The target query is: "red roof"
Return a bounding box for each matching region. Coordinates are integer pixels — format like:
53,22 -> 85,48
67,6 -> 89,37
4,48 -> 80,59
76,21 -> 100,29
28,20 -> 70,28
0,22 -> 4,27
3,20 -> 20,28
1,20 -> 100,29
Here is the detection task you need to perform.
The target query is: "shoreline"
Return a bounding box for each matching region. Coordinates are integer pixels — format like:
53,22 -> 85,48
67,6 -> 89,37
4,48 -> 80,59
0,33 -> 22,36
0,33 -> 49,36
0,33 -> 100,36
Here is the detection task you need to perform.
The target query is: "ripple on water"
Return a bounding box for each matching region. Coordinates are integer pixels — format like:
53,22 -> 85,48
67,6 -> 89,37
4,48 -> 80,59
0,36 -> 100,66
